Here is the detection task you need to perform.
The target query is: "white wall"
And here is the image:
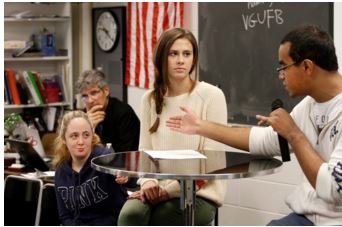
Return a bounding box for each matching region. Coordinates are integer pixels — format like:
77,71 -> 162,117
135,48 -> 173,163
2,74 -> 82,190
126,3 -> 342,226
334,2 -> 342,68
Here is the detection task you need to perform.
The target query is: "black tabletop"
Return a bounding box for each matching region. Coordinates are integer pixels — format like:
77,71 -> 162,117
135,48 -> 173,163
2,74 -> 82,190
91,150 -> 282,180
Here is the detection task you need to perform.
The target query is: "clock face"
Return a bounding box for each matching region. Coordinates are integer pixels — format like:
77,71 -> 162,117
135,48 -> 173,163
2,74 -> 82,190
96,11 -> 118,52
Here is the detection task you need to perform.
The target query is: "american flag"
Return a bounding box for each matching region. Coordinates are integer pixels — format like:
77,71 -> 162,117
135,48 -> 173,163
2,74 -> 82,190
126,151 -> 140,172
125,2 -> 184,89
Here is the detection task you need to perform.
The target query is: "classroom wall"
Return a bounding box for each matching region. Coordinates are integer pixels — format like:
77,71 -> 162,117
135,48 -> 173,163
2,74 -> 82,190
334,3 -> 342,69
88,2 -> 342,225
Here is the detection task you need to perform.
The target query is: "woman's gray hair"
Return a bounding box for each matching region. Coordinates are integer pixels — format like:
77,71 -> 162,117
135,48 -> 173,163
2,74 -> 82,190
76,69 -> 108,92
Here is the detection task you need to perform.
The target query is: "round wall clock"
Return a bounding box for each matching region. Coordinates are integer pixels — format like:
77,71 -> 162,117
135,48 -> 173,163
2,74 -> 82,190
95,11 -> 119,52
93,7 -> 127,102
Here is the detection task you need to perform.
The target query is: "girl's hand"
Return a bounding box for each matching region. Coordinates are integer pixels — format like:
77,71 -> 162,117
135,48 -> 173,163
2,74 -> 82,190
115,175 -> 129,184
140,180 -> 169,204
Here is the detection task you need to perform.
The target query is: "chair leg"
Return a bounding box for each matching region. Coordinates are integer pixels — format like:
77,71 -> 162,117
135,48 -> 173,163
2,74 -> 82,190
214,207 -> 219,225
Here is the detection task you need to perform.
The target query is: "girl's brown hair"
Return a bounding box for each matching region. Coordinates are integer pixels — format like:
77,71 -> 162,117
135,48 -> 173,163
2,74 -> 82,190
149,28 -> 199,133
53,110 -> 101,168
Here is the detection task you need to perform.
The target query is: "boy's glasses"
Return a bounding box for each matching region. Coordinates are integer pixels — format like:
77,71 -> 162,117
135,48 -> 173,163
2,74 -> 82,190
276,62 -> 298,76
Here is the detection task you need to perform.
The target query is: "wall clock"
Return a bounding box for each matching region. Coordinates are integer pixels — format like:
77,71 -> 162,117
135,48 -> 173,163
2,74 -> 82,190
95,11 -> 119,52
93,7 -> 127,102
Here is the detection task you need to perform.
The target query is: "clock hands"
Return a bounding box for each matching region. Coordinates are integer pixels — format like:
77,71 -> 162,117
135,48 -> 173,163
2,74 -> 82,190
97,26 -> 114,42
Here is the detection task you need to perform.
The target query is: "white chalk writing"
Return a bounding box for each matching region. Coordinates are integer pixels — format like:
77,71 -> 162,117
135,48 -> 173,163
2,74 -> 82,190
242,6 -> 283,31
247,2 -> 273,10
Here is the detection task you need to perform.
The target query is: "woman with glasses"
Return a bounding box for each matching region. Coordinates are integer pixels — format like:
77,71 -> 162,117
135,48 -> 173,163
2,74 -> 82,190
53,111 -> 136,225
76,69 -> 140,154
118,28 -> 228,225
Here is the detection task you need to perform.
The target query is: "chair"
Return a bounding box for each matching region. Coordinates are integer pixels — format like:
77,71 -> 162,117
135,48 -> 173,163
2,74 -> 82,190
4,175 -> 43,226
39,183 -> 60,226
214,207 -> 219,225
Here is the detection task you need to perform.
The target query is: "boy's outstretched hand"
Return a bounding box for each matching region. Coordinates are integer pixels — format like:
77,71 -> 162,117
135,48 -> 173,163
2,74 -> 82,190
166,106 -> 200,135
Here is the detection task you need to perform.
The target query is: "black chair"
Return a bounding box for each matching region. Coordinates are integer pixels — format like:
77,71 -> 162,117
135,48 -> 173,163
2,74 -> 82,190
39,183 -> 60,226
4,175 -> 43,226
214,207 -> 219,225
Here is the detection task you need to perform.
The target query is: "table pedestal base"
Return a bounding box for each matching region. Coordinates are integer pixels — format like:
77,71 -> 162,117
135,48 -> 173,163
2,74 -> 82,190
180,180 -> 196,226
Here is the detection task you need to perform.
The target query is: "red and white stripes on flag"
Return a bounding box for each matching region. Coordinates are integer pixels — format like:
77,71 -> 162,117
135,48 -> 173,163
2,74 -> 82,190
126,151 -> 140,172
125,2 -> 184,89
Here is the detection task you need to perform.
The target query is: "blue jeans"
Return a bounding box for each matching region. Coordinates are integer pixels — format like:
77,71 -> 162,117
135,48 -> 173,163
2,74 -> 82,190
267,213 -> 314,226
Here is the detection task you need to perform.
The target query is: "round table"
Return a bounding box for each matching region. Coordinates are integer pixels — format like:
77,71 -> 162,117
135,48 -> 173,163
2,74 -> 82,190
91,150 -> 282,225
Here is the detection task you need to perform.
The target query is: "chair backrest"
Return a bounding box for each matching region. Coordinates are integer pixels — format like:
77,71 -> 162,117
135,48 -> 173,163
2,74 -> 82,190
39,183 -> 60,226
4,175 -> 43,226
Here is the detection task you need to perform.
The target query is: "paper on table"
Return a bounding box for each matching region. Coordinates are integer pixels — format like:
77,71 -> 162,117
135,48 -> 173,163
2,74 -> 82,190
143,149 -> 207,160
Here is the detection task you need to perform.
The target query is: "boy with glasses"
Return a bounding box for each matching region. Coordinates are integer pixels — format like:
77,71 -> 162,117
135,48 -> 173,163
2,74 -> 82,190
167,25 -> 342,225
76,69 -> 140,154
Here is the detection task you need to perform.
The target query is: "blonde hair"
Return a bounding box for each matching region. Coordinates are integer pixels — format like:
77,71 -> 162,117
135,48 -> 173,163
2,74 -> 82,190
53,110 -> 101,168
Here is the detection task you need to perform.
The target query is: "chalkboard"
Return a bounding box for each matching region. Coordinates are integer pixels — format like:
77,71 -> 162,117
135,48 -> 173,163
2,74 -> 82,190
199,2 -> 333,125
